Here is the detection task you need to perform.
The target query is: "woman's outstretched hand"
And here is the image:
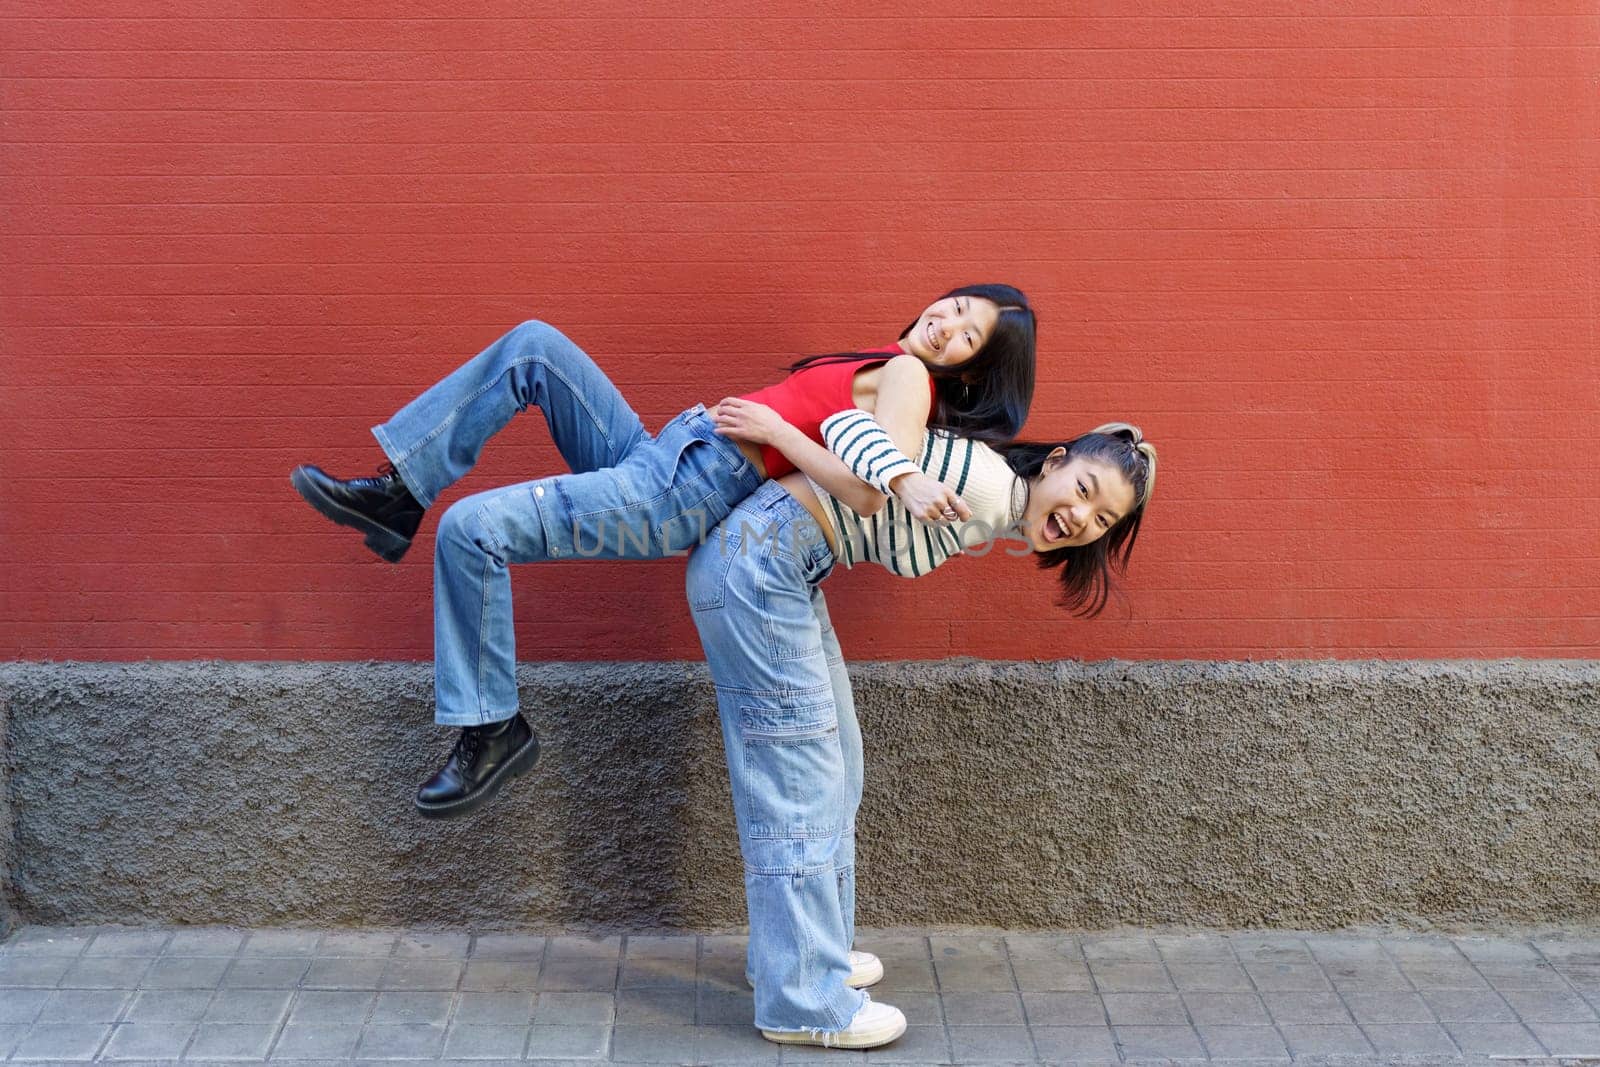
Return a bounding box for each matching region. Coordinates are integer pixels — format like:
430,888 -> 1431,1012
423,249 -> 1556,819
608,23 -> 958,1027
890,471 -> 972,524
711,396 -> 789,446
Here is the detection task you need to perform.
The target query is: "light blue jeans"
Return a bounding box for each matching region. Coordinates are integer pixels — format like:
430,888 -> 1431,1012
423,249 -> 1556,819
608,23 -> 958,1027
371,320 -> 763,725
686,481 -> 865,1033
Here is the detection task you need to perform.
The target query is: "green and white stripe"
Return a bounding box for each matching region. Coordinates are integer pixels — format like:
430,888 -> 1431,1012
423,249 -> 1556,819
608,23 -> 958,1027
820,409 -> 922,494
808,416 -> 1024,580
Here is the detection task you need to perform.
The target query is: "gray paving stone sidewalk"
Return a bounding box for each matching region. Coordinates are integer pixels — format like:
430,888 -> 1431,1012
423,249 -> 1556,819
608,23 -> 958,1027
3,925 -> 1600,1066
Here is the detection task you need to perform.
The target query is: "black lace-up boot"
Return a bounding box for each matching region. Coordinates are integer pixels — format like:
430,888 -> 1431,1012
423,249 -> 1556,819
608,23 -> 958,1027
414,713 -> 540,819
290,461 -> 425,562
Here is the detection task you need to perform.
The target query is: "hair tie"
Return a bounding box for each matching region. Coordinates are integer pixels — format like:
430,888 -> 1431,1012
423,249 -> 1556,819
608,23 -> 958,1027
1134,441 -> 1158,508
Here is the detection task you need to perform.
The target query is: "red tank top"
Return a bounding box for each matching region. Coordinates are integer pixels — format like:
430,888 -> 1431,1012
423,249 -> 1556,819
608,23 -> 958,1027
739,345 -> 935,478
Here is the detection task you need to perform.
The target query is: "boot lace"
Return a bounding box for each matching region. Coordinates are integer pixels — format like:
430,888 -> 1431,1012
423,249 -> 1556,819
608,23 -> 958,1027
454,727 -> 482,770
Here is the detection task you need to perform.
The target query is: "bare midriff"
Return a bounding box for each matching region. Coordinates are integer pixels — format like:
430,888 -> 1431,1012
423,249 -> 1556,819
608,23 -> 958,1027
775,472 -> 839,555
772,360 -> 884,554
717,439 -> 838,555
733,438 -> 767,478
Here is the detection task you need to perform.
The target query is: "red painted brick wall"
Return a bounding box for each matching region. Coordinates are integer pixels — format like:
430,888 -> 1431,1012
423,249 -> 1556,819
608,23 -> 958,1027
4,5 -> 1598,660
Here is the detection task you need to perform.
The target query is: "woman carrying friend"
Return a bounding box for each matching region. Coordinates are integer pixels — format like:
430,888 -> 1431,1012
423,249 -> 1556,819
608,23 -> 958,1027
687,397 -> 1157,1048
289,285 -> 1035,819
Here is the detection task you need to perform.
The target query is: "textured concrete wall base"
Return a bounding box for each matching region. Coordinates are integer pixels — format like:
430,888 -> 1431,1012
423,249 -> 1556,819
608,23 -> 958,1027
0,674 -> 13,939
1,660 -> 1597,930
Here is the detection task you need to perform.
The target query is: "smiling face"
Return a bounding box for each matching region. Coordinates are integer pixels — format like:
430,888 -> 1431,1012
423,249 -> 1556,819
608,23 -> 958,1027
899,294 -> 1002,368
1021,452 -> 1138,552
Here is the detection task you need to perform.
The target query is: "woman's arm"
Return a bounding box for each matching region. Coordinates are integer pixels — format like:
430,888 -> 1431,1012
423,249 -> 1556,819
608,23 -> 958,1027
870,354 -> 935,462
710,398 -> 890,516
713,354 -> 972,521
856,356 -> 973,521
822,411 -> 970,523
714,397 -> 973,524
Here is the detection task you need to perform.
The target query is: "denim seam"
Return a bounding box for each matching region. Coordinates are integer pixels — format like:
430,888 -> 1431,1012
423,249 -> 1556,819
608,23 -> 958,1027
551,478 -> 593,553
742,730 -> 840,746
525,482 -> 557,560
796,904 -> 843,1031
746,830 -> 844,843
472,498 -> 511,557
383,367 -> 513,464
474,515 -> 501,722
758,543 -> 825,668
389,350 -> 628,485
559,468 -> 670,523
738,700 -> 835,726
538,351 -> 635,467
755,531 -> 819,668
655,487 -> 720,556
717,685 -> 818,700
737,694 -> 835,728
719,682 -> 835,702
686,531 -> 741,613
771,644 -> 827,664
744,859 -> 835,877
564,483 -> 720,557
403,351 -> 614,463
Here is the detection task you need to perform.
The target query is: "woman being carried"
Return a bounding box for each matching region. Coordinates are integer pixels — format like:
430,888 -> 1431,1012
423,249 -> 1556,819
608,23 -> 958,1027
288,285 -> 1035,817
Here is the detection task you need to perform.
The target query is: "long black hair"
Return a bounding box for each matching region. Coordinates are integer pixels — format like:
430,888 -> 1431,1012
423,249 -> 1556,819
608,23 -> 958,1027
997,423 -> 1158,618
787,284 -> 1036,444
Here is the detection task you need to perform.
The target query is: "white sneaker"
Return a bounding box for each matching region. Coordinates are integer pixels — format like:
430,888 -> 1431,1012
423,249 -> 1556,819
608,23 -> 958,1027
746,950 -> 884,990
760,992 -> 907,1049
846,949 -> 884,988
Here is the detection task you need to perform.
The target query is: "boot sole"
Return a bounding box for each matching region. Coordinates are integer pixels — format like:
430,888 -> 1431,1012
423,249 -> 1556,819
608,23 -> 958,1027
761,1013 -> 906,1050
413,732 -> 541,820
290,466 -> 412,563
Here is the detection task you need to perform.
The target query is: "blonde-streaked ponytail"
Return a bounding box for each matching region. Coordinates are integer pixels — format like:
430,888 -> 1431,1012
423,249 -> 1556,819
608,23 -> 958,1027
1088,421 -> 1157,509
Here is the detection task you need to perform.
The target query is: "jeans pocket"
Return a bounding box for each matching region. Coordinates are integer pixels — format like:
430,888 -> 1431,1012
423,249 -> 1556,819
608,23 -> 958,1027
686,526 -> 742,612
763,554 -> 827,664
560,413 -> 705,515
554,420 -> 734,560
738,690 -> 846,857
656,479 -> 724,557
739,693 -> 837,741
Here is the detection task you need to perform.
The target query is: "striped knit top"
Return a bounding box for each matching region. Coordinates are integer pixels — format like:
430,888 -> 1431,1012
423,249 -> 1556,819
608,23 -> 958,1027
807,409 -> 1029,578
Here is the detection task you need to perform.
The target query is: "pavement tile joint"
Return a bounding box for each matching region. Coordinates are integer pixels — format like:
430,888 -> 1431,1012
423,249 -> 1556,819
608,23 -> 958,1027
3,925 -> 1600,1064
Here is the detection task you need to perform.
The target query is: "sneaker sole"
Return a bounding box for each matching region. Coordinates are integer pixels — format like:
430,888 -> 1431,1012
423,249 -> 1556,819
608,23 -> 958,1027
760,1014 -> 906,1050
289,466 -> 412,563
413,732 -> 541,820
